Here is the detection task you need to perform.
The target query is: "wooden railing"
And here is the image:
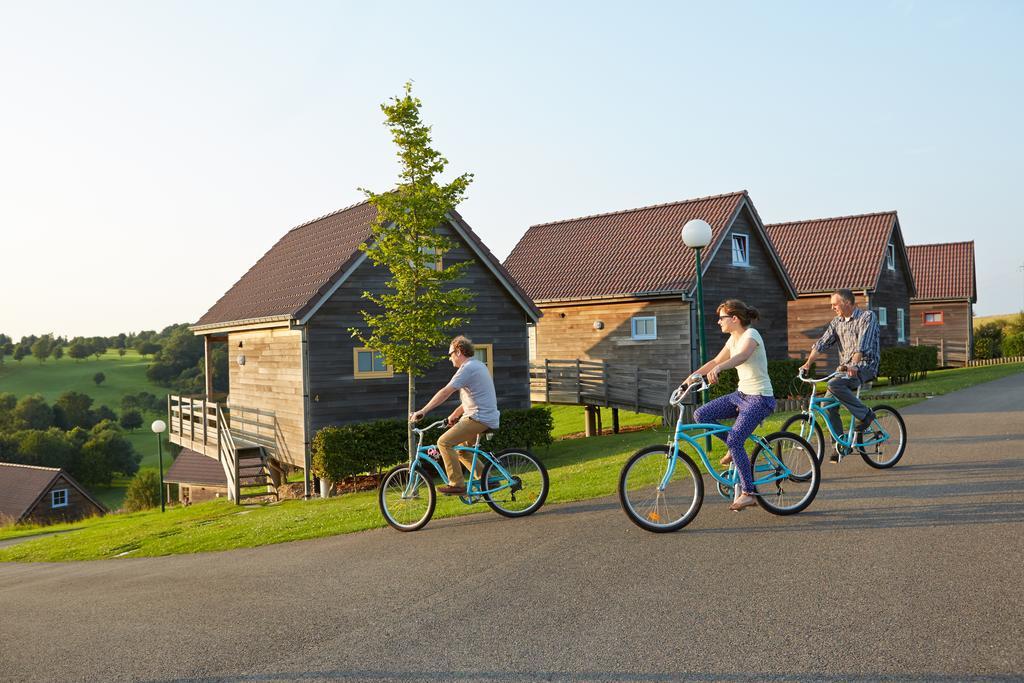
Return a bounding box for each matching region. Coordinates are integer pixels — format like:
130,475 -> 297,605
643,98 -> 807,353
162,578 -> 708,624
216,405 -> 239,502
530,359 -> 673,416
912,337 -> 970,367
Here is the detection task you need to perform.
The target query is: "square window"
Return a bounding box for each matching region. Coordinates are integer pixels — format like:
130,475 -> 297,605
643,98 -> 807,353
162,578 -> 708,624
886,243 -> 895,270
923,311 -> 944,326
474,344 -> 493,374
51,489 -> 68,508
731,234 -> 750,266
631,316 -> 657,340
353,348 -> 393,379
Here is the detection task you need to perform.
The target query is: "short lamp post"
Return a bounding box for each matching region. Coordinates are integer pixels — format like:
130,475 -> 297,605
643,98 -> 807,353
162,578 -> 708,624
681,219 -> 714,374
151,419 -> 166,512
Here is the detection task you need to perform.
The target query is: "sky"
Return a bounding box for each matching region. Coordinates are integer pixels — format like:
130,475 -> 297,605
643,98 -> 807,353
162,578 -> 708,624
1,0 -> 1022,340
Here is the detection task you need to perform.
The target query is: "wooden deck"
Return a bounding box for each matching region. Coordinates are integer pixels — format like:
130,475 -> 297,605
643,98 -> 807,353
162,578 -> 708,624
529,359 -> 674,417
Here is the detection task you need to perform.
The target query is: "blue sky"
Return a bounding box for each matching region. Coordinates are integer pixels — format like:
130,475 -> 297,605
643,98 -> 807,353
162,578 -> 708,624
1,1 -> 1021,340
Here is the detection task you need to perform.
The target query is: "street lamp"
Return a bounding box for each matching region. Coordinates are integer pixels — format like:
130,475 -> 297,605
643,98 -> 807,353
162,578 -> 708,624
681,219 -> 714,372
151,419 -> 167,512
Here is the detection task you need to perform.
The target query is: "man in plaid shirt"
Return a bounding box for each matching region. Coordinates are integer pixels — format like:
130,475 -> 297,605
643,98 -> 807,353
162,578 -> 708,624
799,289 -> 881,462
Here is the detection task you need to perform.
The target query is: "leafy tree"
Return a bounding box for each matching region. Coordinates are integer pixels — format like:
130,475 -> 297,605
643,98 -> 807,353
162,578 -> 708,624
119,409 -> 143,431
90,337 -> 107,360
1002,332 -> 1024,358
1006,311 -> 1024,336
79,428 -> 140,486
54,391 -> 96,430
0,393 -> 17,430
352,82 -> 475,460
30,335 -> 53,363
95,405 -> 117,423
52,344 -> 64,360
68,341 -> 91,361
13,344 -> 29,362
145,325 -> 201,386
12,395 -> 54,430
136,341 -> 161,357
118,347 -> 127,359
93,371 -> 106,386
14,428 -> 76,470
974,322 -> 1005,360
124,470 -> 161,512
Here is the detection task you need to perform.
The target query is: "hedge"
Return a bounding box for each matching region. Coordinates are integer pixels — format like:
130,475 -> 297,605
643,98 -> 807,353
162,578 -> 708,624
709,359 -> 808,400
879,345 -> 937,385
311,406 -> 554,484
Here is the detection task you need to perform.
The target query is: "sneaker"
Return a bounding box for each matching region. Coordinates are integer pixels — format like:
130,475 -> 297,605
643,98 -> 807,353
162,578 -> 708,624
437,484 -> 467,496
855,410 -> 875,431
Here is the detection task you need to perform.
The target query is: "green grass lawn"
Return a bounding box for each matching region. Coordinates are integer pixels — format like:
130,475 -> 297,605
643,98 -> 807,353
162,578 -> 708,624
1,361 -> 1020,562
540,403 -> 663,438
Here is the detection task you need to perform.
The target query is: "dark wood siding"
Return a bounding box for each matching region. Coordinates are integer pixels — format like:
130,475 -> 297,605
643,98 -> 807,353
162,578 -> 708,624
700,205 -> 791,360
24,476 -> 104,525
306,221 -> 532,435
533,298 -> 693,382
868,241 -> 914,350
786,292 -> 873,367
910,299 -> 974,366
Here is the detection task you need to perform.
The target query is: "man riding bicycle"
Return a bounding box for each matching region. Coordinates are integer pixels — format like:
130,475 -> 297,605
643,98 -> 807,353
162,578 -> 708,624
410,335 -> 499,496
799,289 -> 880,462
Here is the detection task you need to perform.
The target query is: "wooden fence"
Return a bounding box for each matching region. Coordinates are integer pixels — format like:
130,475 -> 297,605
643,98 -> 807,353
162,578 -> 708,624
967,355 -> 1024,367
911,337 -> 969,367
530,359 -> 674,416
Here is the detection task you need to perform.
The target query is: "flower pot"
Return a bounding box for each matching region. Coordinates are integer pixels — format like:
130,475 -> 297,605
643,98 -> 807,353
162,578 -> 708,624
319,477 -> 333,498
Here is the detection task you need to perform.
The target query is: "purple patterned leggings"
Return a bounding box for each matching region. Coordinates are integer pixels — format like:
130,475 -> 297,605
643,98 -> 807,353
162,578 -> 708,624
693,391 -> 777,494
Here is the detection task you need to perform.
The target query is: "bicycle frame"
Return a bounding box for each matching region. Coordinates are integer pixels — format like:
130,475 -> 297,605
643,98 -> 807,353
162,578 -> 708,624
796,370 -> 891,448
403,421 -> 518,501
663,382 -> 795,491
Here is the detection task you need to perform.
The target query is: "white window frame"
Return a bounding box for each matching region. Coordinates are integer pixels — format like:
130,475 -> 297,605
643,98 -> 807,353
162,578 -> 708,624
877,307 -> 888,326
731,234 -> 750,266
886,243 -> 895,270
897,308 -> 906,342
631,316 -> 657,340
419,245 -> 443,271
353,347 -> 394,379
473,343 -> 494,375
51,489 -> 68,509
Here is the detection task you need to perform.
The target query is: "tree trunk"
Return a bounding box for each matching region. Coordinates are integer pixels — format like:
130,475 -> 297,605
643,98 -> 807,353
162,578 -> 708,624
408,373 -> 417,464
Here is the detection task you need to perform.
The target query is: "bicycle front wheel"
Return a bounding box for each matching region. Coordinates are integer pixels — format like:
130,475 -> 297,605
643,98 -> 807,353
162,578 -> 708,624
483,449 -> 549,517
379,464 -> 435,531
751,432 -> 819,516
781,412 -> 825,464
618,445 -> 703,532
860,404 -> 907,469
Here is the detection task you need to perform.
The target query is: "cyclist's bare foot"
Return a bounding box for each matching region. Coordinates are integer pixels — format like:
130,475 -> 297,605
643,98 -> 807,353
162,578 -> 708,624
729,494 -> 757,511
720,453 -> 733,466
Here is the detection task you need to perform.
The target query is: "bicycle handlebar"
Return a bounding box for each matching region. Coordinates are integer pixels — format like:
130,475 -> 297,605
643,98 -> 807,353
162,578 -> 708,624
796,368 -> 843,383
670,376 -> 711,406
411,419 -> 449,435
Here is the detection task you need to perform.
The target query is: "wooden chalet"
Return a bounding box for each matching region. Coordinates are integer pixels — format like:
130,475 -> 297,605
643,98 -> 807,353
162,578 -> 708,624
504,191 -> 797,414
766,211 -> 917,365
0,462 -> 107,526
171,200 -> 539,501
907,241 -> 976,366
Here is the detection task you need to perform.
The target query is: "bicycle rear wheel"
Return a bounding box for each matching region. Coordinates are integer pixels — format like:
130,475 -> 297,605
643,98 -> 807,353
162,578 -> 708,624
618,445 -> 703,532
483,449 -> 549,517
781,412 -> 825,464
859,404 -> 907,469
379,464 -> 436,531
750,432 -> 819,516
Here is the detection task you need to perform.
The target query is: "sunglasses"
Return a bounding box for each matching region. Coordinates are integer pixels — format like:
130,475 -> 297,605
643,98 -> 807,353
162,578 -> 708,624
717,315 -> 734,320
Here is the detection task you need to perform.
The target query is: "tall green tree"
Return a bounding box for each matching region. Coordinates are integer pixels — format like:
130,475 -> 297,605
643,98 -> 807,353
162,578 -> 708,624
351,82 -> 475,460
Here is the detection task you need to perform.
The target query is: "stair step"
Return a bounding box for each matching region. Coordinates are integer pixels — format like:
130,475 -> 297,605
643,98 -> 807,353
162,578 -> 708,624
239,491 -> 279,500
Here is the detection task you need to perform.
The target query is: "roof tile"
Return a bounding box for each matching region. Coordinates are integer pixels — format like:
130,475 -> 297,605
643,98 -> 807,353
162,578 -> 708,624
907,241 -> 976,302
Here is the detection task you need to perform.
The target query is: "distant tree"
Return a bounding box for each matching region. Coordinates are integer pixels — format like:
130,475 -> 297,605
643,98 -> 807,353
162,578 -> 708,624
30,335 -> 53,363
94,405 -> 117,423
12,395 -> 54,430
115,333 -> 127,350
79,428 -> 140,486
19,334 -> 38,347
13,428 -> 77,470
93,371 -> 106,386
68,341 -> 91,361
54,391 -> 96,430
0,334 -> 10,365
90,337 -> 107,360
0,392 -> 17,430
1006,311 -> 1024,336
117,347 -> 126,359
136,341 -> 161,357
13,344 -> 29,362
119,409 -> 143,431
52,344 -> 64,360
124,470 -> 160,512
146,325 -> 202,387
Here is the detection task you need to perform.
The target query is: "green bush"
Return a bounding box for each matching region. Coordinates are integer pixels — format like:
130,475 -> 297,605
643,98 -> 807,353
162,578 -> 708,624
1002,332 -> 1024,358
124,470 -> 161,512
879,345 -> 936,385
974,322 -> 1005,360
708,359 -> 807,400
311,407 -> 555,483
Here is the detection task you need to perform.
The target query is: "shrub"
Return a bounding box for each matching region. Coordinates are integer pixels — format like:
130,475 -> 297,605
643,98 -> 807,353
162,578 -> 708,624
119,409 -> 143,431
709,359 -> 807,400
1002,332 -> 1024,358
311,407 -> 555,483
974,322 -> 1005,360
124,470 -> 161,512
879,346 -> 936,385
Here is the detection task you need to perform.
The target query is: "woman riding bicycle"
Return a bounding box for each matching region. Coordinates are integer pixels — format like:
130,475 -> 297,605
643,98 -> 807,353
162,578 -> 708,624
688,299 -> 776,512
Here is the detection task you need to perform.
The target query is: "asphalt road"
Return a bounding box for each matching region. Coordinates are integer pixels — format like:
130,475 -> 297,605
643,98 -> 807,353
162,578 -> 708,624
2,373 -> 1023,682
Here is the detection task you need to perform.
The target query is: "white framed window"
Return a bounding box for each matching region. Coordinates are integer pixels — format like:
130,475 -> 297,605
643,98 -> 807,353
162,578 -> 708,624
731,234 -> 750,266
631,316 -> 657,340
419,245 -> 443,271
923,311 -> 944,326
886,243 -> 895,270
876,307 -> 887,326
473,343 -> 494,374
897,308 -> 906,342
353,348 -> 394,379
51,489 -> 68,508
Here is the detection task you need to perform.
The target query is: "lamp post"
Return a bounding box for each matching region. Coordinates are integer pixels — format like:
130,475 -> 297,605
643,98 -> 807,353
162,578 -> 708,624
681,219 -> 714,372
151,419 -> 167,512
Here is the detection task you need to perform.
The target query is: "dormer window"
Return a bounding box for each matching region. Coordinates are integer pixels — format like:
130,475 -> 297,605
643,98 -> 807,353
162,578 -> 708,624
886,243 -> 895,270
731,234 -> 750,266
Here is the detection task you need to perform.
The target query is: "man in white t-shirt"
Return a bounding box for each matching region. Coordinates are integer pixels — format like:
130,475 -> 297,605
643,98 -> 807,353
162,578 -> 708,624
411,335 -> 499,495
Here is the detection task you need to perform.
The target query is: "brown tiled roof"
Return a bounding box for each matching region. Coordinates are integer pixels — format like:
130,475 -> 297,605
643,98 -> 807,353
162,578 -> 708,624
164,449 -> 226,487
765,211 -> 904,294
194,202 -> 539,329
0,463 -> 106,522
504,191 -> 789,302
0,463 -> 60,521
907,241 -> 976,302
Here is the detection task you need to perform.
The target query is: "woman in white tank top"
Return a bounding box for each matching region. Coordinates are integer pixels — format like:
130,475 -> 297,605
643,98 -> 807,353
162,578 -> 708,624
687,299 -> 777,511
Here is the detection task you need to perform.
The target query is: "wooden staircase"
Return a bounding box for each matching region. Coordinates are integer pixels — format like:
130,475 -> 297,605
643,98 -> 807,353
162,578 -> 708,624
236,445 -> 281,501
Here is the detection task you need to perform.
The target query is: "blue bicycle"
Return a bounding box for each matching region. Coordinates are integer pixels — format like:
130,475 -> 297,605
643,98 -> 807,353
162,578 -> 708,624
784,369 -> 907,468
378,420 -> 549,531
618,378 -> 820,533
